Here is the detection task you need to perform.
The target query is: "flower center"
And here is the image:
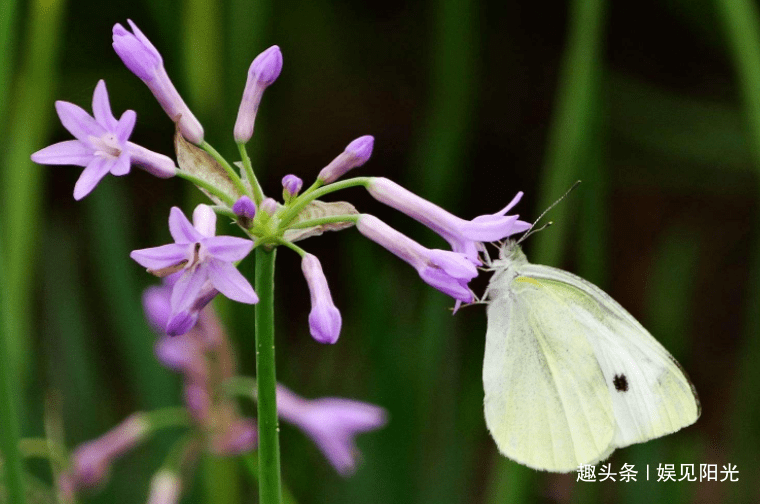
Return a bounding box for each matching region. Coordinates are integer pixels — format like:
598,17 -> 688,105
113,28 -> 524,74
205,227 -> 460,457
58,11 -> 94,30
187,242 -> 208,271
90,133 -> 123,159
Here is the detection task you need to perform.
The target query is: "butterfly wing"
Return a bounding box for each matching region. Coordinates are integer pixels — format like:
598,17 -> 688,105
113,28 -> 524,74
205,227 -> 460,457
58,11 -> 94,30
484,270 -> 617,472
518,264 -> 700,449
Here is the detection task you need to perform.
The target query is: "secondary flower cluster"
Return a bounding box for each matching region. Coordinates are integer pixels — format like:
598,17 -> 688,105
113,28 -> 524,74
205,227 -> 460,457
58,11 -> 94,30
58,287 -> 387,501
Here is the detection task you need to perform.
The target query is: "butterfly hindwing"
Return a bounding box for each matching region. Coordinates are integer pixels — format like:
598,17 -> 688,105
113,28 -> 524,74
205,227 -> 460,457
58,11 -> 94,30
518,263 -> 700,448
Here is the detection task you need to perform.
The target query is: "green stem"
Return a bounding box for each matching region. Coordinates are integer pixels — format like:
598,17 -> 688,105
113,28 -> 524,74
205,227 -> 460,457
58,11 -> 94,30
277,177 -> 370,228
272,239 -> 307,257
286,214 -> 359,230
175,169 -> 236,206
254,248 -> 282,504
237,142 -> 265,204
144,406 -> 192,432
0,233 -> 26,504
200,141 -> 250,198
211,205 -> 239,221
18,438 -> 67,466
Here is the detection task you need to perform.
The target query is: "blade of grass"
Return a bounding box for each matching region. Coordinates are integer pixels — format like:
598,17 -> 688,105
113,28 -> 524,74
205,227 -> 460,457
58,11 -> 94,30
531,0 -> 608,267
0,0 -> 19,128
714,1 -> 760,502
0,0 -> 66,389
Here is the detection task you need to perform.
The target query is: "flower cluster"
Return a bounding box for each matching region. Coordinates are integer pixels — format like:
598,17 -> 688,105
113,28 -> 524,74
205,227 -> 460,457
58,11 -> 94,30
32,18 -> 530,503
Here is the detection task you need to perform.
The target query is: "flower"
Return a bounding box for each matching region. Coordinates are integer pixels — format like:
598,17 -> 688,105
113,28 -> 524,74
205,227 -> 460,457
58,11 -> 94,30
143,272 -> 220,336
131,204 -> 257,336
30,80 -> 176,200
366,178 -> 531,263
234,45 -> 283,144
66,414 -> 149,488
277,385 -> 387,476
112,20 -> 204,144
147,470 -> 182,504
210,418 -> 258,455
301,254 -> 341,344
317,135 -> 374,184
282,174 -> 303,200
356,214 -> 477,302
232,196 -> 257,220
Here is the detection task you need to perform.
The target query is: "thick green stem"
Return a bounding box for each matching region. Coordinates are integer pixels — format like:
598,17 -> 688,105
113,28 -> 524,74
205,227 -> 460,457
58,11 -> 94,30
254,247 -> 282,504
0,234 -> 26,504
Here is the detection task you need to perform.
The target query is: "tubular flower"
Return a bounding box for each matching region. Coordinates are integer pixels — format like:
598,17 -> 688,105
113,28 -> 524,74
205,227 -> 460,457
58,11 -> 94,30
317,135 -> 374,184
234,45 -> 283,144
276,384 -> 387,476
31,80 -> 176,200
301,253 -> 341,344
112,20 -> 204,144
131,204 -> 256,335
357,214 -> 477,302
367,177 -> 531,263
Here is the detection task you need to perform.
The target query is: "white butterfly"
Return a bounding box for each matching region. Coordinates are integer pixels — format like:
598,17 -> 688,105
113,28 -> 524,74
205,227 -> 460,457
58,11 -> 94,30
483,240 -> 700,473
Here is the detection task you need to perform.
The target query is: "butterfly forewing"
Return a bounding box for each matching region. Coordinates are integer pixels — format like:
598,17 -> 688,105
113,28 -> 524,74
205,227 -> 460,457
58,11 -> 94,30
484,271 -> 616,472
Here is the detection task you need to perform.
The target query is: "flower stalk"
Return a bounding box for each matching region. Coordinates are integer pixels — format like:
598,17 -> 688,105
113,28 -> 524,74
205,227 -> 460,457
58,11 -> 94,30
254,247 -> 282,504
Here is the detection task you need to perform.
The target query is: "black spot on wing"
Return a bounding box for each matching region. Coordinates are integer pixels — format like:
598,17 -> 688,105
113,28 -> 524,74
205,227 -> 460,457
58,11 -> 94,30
613,373 -> 629,392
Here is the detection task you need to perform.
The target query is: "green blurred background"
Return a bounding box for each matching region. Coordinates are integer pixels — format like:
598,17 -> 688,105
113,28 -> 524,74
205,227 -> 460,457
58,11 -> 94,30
2,0 -> 760,502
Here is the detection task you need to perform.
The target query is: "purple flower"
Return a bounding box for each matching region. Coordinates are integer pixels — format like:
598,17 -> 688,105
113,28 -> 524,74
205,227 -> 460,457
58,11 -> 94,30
210,418 -> 258,455
357,214 -> 477,302
277,385 -> 387,476
143,272 -> 220,336
30,80 -> 176,200
147,470 -> 182,504
282,174 -> 303,199
260,197 -> 278,216
367,178 -> 530,263
113,20 -> 204,144
301,254 -> 341,344
232,196 -> 257,220
234,45 -> 283,143
317,135 -> 374,184
131,204 -> 257,336
67,414 -> 149,488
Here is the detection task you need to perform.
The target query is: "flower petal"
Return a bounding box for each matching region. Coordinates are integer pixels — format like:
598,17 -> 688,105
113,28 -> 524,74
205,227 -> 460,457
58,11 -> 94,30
168,207 -> 203,243
205,236 -> 254,262
115,109 -> 137,143
192,205 -> 217,237
207,260 -> 258,304
130,243 -> 188,270
92,80 -> 118,131
171,268 -> 209,313
73,157 -> 112,200
110,150 -> 131,176
31,140 -> 94,166
55,101 -> 105,143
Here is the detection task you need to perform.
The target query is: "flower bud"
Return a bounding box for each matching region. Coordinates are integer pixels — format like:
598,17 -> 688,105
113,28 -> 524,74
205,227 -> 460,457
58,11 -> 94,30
282,174 -> 303,201
301,254 -> 341,344
234,46 -> 283,143
317,135 -> 374,184
233,195 -> 257,227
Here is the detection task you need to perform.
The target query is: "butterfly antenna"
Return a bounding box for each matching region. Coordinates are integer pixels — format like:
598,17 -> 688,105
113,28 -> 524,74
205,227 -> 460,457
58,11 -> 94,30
516,180 -> 581,244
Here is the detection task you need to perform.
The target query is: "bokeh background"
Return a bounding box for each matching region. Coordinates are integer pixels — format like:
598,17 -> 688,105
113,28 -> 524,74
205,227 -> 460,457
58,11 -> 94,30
1,0 -> 759,502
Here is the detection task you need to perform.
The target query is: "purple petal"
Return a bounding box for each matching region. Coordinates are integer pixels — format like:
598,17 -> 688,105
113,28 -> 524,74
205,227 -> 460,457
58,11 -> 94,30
166,311 -> 199,336
458,215 -> 521,242
92,80 -> 118,131
130,243 -> 188,269
31,140 -> 94,166
55,101 -> 104,144
73,157 -> 111,200
168,207 -> 203,243
115,109 -> 137,143
171,269 -> 209,313
205,236 -> 254,262
192,205 -> 216,237
417,266 -> 473,302
126,141 -> 177,178
110,150 -> 131,176
207,260 -> 258,304
142,284 -> 172,330
427,249 -> 478,280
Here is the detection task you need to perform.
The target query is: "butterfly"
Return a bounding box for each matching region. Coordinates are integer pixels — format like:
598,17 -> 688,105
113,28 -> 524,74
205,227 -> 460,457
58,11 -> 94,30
482,239 -> 700,472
